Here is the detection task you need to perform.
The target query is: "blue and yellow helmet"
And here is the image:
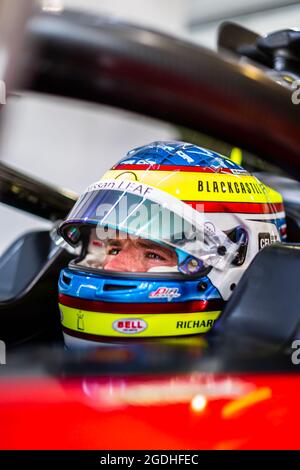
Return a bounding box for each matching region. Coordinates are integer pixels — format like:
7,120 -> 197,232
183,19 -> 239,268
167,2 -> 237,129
57,141 -> 285,346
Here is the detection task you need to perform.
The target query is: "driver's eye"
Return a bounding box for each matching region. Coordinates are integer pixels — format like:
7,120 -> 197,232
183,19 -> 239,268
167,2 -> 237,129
108,247 -> 121,256
146,252 -> 165,261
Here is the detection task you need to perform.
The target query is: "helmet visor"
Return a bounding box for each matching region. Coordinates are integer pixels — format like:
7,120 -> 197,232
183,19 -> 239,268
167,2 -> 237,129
59,179 -> 239,271
75,227 -> 183,274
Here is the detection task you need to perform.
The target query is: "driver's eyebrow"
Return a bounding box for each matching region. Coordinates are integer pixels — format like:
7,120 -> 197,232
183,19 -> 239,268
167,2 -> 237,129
106,239 -> 122,247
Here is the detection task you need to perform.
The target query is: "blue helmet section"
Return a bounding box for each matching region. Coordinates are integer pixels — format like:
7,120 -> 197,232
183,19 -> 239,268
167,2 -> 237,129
117,141 -> 246,172
59,268 -> 222,304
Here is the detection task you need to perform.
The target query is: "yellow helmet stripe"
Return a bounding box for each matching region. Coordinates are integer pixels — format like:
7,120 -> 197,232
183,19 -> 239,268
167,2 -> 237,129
103,170 -> 282,203
59,304 -> 221,338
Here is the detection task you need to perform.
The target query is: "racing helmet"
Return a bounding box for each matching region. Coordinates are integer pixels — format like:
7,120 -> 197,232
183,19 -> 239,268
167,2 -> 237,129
57,141 -> 286,346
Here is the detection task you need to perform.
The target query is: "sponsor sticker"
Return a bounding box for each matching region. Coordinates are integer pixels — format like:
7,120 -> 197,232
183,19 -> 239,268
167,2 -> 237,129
87,179 -> 153,198
230,168 -> 248,175
120,158 -> 156,165
113,318 -> 148,334
198,179 -> 266,195
177,319 -> 215,329
258,232 -> 279,250
149,287 -> 181,302
77,312 -> 85,331
204,222 -> 216,236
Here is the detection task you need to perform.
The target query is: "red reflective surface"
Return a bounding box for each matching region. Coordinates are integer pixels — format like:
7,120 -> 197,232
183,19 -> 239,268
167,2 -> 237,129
0,373 -> 298,449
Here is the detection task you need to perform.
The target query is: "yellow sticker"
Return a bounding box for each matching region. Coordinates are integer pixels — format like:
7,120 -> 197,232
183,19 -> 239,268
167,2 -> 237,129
102,170 -> 282,204
59,304 -> 221,338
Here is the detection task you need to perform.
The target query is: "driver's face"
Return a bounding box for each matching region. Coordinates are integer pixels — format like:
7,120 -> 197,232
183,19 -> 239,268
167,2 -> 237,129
103,236 -> 178,272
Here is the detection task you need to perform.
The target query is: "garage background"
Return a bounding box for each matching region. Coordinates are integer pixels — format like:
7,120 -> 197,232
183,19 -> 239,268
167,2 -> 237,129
1,0 -> 300,254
